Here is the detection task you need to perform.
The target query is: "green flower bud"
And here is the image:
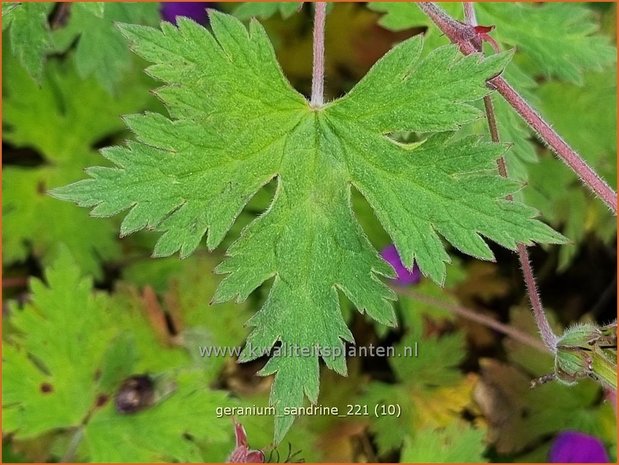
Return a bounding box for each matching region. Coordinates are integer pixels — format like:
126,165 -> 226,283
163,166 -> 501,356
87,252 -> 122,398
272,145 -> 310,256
531,322 -> 617,390
553,324 -> 597,386
558,323 -> 601,347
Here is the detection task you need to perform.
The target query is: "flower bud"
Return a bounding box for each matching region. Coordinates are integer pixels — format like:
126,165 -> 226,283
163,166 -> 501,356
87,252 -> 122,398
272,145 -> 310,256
532,322 -> 617,390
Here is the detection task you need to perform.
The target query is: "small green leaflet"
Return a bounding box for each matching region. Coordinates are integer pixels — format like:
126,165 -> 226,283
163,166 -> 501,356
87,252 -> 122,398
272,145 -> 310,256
4,250 -> 117,439
52,12 -> 564,442
51,2 -> 160,91
362,331 -> 468,453
475,3 -> 616,85
3,249 -> 235,462
2,2 -> 159,89
3,2 -> 54,82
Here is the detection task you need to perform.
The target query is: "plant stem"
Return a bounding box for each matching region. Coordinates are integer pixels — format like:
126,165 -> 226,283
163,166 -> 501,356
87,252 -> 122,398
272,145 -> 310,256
310,2 -> 327,108
491,78 -> 617,212
463,2 -> 477,24
462,2 -> 481,49
395,287 -> 547,353
462,2 -> 558,352
418,2 -> 617,214
517,244 -> 558,351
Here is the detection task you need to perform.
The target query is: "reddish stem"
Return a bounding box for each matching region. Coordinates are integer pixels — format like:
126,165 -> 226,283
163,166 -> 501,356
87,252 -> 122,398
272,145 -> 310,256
310,2 -> 327,108
462,2 -> 482,49
397,288 -> 547,352
419,2 -> 617,214
463,2 -> 477,23
461,2 -> 558,352
517,244 -> 558,350
492,78 -> 616,211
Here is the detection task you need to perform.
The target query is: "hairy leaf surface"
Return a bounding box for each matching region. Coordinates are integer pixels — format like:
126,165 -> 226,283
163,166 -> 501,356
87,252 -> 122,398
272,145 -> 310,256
52,12 -> 564,441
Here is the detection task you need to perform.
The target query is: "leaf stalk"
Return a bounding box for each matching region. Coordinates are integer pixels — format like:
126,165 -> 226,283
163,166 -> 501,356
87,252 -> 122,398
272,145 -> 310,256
310,2 -> 327,108
462,2 -> 558,352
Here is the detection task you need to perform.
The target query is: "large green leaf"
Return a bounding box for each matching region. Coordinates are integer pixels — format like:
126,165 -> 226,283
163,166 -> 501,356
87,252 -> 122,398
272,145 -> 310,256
52,12 -> 563,442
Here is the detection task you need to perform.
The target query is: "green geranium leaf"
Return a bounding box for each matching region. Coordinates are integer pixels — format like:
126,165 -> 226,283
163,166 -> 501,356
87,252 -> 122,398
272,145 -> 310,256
3,249 -> 235,461
51,2 -> 159,91
401,423 -> 487,462
3,2 -> 54,82
3,49 -> 152,278
52,12 -> 564,442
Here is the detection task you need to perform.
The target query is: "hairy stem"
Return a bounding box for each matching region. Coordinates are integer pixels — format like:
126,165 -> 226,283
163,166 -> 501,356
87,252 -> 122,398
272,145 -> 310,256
516,244 -> 558,351
463,2 -> 477,23
490,78 -> 617,212
419,2 -> 617,213
486,107 -> 557,352
462,2 -> 482,49
310,2 -> 327,108
395,288 -> 547,353
462,2 -> 558,352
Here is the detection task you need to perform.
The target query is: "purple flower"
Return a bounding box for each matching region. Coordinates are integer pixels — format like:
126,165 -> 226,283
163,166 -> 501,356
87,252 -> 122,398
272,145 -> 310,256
549,431 -> 609,463
160,3 -> 212,25
381,244 -> 421,286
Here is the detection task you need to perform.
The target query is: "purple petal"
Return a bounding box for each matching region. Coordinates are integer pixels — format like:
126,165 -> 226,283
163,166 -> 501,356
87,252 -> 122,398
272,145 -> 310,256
549,431 -> 609,463
160,3 -> 212,25
381,244 -> 421,286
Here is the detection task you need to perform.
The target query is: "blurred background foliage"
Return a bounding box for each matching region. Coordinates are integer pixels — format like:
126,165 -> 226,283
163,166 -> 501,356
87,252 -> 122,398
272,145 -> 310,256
2,2 -> 617,462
